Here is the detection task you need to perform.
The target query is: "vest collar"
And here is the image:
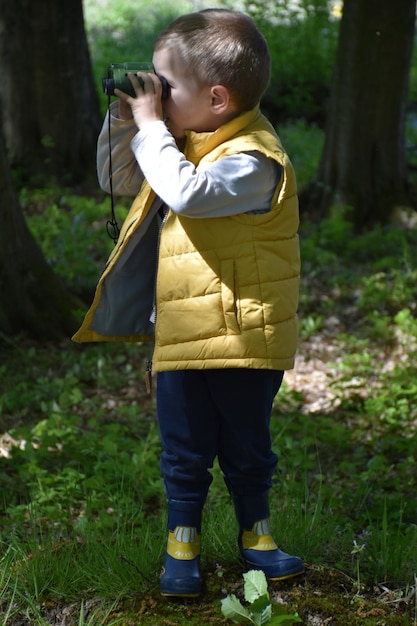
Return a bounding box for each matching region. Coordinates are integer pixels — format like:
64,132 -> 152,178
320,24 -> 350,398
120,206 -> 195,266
184,105 -> 261,165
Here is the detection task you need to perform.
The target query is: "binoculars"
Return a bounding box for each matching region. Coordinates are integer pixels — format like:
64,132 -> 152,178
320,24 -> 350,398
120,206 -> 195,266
102,62 -> 170,99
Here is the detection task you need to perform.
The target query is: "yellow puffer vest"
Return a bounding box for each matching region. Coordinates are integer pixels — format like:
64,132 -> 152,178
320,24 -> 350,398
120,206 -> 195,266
73,106 -> 300,372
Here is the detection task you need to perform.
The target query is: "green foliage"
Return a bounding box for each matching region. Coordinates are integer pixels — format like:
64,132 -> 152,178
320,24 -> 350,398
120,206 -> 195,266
278,120 -> 324,189
84,0 -> 218,115
20,187 -> 129,296
84,0 -> 339,121
2,202 -> 417,620
225,0 -> 339,121
300,209 -> 417,300
76,600 -> 122,626
0,342 -> 161,536
273,209 -> 417,587
221,570 -> 302,625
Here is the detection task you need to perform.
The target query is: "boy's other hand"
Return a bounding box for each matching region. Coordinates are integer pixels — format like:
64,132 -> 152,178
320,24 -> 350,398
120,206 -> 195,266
115,72 -> 164,129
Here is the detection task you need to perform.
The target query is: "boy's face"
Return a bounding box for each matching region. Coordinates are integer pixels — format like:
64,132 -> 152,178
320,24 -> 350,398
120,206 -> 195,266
153,47 -> 219,138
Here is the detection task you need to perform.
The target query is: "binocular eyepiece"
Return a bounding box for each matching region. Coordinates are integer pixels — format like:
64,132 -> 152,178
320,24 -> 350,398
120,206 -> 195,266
102,62 -> 170,99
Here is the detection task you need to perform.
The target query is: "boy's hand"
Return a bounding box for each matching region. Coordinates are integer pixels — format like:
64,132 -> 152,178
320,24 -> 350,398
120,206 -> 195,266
117,97 -> 133,120
115,72 -> 164,128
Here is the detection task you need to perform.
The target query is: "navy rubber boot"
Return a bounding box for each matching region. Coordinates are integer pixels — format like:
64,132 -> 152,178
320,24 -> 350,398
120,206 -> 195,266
233,494 -> 304,581
160,500 -> 203,598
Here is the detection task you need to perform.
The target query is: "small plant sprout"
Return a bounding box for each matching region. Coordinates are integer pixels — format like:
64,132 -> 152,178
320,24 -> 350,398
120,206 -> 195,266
221,570 -> 302,625
351,539 -> 366,591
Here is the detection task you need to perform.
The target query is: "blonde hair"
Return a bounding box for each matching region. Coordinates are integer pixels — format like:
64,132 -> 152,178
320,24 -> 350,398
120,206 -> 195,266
154,9 -> 271,112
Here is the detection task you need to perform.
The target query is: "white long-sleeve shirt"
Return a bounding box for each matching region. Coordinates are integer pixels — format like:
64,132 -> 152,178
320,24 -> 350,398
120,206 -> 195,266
97,103 -> 282,218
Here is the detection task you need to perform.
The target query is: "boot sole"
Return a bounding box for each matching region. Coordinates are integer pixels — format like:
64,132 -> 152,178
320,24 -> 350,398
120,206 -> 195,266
160,590 -> 201,598
267,567 -> 305,581
241,554 -> 305,581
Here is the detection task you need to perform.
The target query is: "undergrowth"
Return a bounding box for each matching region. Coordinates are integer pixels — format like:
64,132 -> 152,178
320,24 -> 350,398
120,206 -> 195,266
1,206 -> 417,623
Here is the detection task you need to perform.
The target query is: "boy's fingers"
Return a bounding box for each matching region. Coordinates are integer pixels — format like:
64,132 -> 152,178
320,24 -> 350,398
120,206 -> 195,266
127,72 -> 144,93
137,72 -> 162,96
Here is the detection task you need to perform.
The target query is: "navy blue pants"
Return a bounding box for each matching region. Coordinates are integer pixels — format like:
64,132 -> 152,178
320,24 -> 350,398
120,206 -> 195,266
156,369 -> 283,504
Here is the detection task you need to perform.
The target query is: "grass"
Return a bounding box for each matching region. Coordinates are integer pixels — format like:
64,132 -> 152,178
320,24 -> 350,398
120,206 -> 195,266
1,210 -> 417,623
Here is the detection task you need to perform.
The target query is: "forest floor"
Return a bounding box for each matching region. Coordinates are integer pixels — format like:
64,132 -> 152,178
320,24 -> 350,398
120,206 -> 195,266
1,327 -> 416,626
2,213 -> 417,624
3,550 -> 415,625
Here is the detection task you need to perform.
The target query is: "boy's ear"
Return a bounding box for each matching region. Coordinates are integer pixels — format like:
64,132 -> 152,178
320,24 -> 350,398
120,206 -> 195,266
210,85 -> 232,114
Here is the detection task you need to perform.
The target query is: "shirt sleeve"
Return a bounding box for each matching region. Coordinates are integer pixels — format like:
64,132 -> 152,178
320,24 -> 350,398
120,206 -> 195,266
96,102 -> 145,196
131,120 -> 282,218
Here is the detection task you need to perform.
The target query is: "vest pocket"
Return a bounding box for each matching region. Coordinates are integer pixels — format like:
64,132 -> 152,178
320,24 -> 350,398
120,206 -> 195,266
220,259 -> 241,335
156,258 -> 241,345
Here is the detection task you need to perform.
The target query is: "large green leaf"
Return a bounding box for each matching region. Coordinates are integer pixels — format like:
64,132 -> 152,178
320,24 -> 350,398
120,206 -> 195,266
243,570 -> 269,603
253,603 -> 273,625
221,594 -> 253,624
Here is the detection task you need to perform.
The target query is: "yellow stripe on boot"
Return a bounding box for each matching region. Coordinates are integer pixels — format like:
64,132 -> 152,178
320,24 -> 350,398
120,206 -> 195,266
240,518 -> 304,580
167,526 -> 201,560
241,519 -> 278,551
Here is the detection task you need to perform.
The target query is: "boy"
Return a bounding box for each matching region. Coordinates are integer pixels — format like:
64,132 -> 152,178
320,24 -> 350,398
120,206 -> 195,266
73,8 -> 303,597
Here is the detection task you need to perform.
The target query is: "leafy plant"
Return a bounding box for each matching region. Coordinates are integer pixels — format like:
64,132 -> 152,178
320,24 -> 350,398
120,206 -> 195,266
221,570 -> 302,625
278,120 -> 324,190
21,189 -> 125,296
231,0 -> 339,121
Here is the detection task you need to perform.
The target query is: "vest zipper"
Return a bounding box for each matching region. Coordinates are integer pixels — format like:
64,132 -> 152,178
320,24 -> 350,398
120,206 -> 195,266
145,205 -> 168,393
150,206 -> 168,323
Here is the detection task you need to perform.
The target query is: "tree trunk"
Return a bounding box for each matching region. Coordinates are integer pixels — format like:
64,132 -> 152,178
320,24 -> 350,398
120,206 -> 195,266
0,117 -> 82,339
0,0 -> 101,183
315,0 -> 416,226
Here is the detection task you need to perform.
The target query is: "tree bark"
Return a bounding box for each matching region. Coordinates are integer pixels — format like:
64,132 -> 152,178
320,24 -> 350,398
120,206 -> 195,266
0,118 -> 82,339
314,0 -> 416,226
0,0 -> 101,183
